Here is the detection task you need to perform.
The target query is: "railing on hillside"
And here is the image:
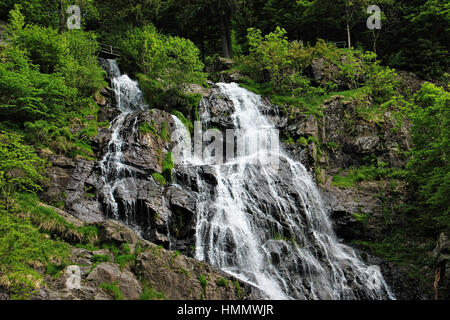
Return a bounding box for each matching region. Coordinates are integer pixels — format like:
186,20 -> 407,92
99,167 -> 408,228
331,41 -> 347,48
98,43 -> 121,58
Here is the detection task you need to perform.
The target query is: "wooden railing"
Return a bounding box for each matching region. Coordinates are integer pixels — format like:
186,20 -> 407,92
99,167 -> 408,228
98,43 -> 121,58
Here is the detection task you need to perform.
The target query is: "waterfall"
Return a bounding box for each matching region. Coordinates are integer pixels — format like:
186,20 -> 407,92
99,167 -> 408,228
99,59 -> 147,227
173,83 -> 395,300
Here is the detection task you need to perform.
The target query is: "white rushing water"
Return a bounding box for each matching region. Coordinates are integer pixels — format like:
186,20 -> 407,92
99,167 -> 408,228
99,60 -> 147,222
173,83 -> 395,300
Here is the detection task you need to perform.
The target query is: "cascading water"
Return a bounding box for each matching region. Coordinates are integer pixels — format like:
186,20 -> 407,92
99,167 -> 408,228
99,59 -> 147,228
172,83 -> 395,300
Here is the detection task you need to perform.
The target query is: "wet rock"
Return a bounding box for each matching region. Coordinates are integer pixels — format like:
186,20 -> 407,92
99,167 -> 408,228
95,219 -> 140,246
358,250 -> 427,300
199,86 -> 236,130
432,233 -> 450,300
134,243 -> 261,300
183,84 -> 210,98
166,185 -> 198,253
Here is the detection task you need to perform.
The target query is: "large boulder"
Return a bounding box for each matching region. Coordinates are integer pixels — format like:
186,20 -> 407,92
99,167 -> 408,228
86,262 -> 143,300
134,242 -> 260,300
95,219 -> 140,245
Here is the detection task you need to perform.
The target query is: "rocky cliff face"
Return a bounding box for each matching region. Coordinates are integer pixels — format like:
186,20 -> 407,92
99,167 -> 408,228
24,215 -> 259,300
37,63 -> 437,300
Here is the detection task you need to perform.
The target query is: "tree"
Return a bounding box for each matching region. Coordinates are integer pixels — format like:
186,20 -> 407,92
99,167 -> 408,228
407,83 -> 450,232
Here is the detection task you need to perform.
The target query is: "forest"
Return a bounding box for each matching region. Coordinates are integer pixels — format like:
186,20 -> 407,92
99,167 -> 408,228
0,0 -> 448,301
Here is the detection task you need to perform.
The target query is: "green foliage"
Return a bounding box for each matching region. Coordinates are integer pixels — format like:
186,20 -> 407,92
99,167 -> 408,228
406,83 -> 450,232
139,121 -> 157,136
0,132 -> 46,208
198,274 -> 208,299
216,278 -> 228,287
0,208 -> 70,299
332,163 -> 406,189
171,110 -> 193,132
119,25 -> 206,87
0,47 -> 76,122
92,254 -> 110,264
115,254 -> 136,270
162,152 -> 174,182
16,193 -> 99,244
233,280 -> 243,300
140,285 -> 167,300
99,282 -> 124,300
152,172 -> 166,186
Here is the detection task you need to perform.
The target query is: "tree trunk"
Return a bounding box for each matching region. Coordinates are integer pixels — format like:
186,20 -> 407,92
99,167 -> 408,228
346,21 -> 351,48
218,11 -> 231,58
224,6 -> 233,58
58,0 -> 65,34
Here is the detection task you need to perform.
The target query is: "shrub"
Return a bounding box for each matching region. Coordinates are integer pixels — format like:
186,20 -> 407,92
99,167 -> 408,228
0,132 -> 46,208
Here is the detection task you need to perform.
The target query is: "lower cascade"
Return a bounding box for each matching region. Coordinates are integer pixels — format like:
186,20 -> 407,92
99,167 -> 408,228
99,60 -> 394,300
172,83 -> 396,300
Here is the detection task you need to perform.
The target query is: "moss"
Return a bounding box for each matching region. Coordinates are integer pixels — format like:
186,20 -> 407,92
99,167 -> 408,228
115,254 -> 136,270
297,136 -> 308,147
161,122 -> 170,141
171,110 -> 193,132
152,172 -> 166,186
332,165 -> 406,189
162,152 -> 174,182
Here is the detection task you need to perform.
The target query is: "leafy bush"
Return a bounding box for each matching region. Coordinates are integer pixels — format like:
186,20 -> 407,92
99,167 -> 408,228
0,132 -> 46,208
120,25 -> 206,87
0,47 -> 75,122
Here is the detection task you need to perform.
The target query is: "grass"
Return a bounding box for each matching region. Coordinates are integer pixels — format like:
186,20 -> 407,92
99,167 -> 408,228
332,165 -> 406,189
233,280 -> 243,300
240,77 -> 361,119
99,282 -> 124,300
216,278 -> 228,287
140,285 -> 167,300
115,254 -> 136,270
199,274 -> 208,299
16,193 -> 98,244
0,208 -> 70,299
